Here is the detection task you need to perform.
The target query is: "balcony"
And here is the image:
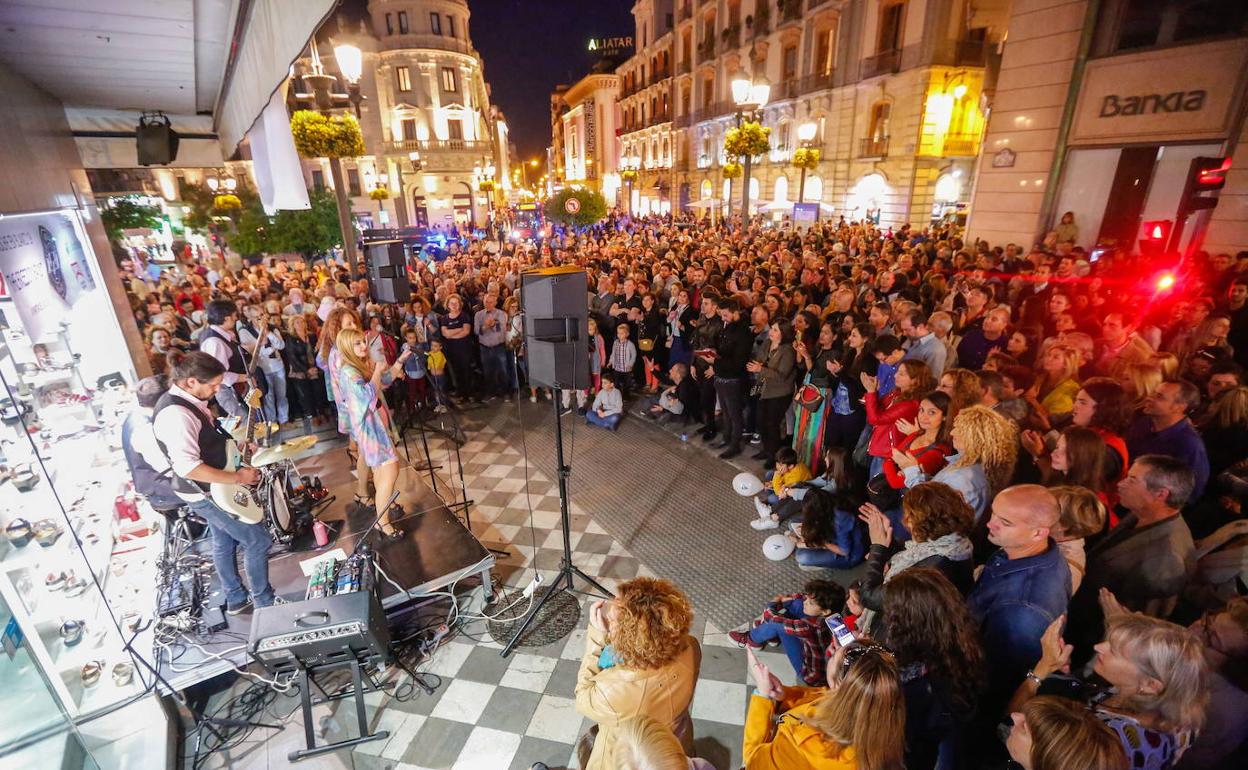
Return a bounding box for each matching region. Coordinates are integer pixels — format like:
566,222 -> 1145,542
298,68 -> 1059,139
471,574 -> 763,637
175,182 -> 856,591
677,2 -> 692,22
691,100 -> 734,123
939,133 -> 980,157
649,68 -> 671,86
673,113 -> 692,128
779,0 -> 803,23
382,34 -> 475,57
860,136 -> 889,158
862,49 -> 901,78
750,11 -> 771,38
387,138 -> 493,154
721,25 -> 740,49
954,39 -> 990,67
678,58 -> 691,74
698,38 -> 715,59
796,71 -> 835,95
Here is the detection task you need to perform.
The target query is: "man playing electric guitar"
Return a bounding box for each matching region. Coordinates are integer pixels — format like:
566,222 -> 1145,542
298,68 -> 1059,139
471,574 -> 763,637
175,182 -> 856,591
153,352 -> 280,615
200,299 -> 260,419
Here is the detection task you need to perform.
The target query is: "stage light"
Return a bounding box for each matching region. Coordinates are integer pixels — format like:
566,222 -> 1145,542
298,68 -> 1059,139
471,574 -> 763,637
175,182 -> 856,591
1155,272 -> 1176,292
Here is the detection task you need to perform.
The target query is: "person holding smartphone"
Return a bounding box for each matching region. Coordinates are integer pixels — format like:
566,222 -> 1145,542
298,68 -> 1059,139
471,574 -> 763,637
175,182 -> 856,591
729,580 -> 847,686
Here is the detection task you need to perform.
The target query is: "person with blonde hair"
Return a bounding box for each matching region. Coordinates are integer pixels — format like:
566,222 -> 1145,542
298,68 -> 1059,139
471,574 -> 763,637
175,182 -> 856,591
743,640 -> 906,770
1033,343 -> 1082,418
899,405 -> 1018,521
1149,351 -> 1180,380
1048,485 -> 1107,593
575,578 -> 701,770
335,328 -> 411,537
603,716 -> 714,770
1014,606 -> 1209,770
1006,696 -> 1127,770
1123,362 -> 1164,409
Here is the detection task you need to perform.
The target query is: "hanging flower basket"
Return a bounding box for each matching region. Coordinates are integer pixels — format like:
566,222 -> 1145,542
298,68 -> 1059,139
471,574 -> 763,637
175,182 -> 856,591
792,147 -> 821,170
369,187 -> 390,201
290,110 -> 366,158
724,122 -> 770,158
619,168 -> 640,183
213,193 -> 242,211
478,179 -> 495,192
722,162 -> 743,180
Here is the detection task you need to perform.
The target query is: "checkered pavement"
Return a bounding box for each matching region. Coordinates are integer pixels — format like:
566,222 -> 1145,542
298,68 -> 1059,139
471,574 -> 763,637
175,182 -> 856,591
188,409 -> 805,770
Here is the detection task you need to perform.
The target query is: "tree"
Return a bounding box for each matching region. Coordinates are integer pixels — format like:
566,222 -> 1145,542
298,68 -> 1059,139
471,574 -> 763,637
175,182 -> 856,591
543,187 -> 608,229
267,188 -> 344,260
100,197 -> 162,241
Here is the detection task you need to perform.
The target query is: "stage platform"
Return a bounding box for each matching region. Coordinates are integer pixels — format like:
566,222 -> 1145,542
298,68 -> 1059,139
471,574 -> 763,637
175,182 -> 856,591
154,462 -> 494,693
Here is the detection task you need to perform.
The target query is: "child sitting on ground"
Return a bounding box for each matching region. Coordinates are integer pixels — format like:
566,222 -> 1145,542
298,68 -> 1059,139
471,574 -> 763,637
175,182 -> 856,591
751,447 -> 852,530
753,447 -> 812,521
585,373 -> 623,431
728,579 -> 847,686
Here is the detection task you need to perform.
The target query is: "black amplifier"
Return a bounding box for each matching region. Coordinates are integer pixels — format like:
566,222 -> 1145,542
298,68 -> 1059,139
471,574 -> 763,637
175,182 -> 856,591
248,590 -> 390,675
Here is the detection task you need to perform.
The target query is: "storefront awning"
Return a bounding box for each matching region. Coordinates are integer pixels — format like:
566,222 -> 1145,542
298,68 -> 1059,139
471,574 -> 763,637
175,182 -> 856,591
0,0 -> 334,163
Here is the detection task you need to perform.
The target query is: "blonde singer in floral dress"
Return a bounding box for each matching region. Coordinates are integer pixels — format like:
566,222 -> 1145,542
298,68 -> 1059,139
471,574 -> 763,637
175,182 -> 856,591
335,327 -> 411,538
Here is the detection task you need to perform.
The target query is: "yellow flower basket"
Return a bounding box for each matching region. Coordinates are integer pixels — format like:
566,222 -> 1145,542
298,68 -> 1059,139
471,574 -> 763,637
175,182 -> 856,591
369,187 -> 390,201
724,122 -> 770,158
722,162 -> 743,180
792,147 -> 821,170
620,169 -> 640,183
213,194 -> 242,210
290,110 -> 366,158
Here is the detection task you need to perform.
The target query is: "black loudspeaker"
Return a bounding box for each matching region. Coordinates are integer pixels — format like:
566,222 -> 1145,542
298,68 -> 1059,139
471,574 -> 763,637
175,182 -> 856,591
365,240 -> 411,304
521,267 -> 591,391
136,113 -> 180,166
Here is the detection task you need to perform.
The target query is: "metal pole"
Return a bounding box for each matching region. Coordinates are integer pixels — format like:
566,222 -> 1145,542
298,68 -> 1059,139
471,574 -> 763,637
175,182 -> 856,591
329,157 -> 360,275
798,165 -> 807,205
742,153 -> 752,222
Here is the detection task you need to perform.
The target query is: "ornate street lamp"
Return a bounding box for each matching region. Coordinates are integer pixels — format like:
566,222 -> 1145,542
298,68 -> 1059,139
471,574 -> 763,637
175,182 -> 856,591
796,121 -> 817,204
731,69 -> 770,219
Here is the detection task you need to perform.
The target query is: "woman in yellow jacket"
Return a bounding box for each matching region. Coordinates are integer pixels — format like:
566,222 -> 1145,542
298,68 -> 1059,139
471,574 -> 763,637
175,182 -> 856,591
574,578 -> 702,770
743,641 -> 906,770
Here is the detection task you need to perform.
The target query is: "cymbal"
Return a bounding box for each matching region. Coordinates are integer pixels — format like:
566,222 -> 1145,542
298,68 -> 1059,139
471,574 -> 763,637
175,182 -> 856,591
251,435 -> 318,466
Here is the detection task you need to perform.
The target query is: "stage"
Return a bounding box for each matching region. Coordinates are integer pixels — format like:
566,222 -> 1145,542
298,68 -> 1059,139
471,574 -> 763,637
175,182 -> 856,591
153,452 -> 495,693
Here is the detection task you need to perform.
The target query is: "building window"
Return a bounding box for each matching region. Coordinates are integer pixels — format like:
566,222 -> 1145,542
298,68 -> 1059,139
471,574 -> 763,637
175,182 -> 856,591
446,119 -> 463,140
1102,0 -> 1245,53
448,15 -> 456,38
402,119 -> 418,141
430,12 -> 441,35
441,67 -> 458,92
396,66 -> 412,92
869,102 -> 891,141
347,168 -> 361,196
398,11 -> 409,34
815,25 -> 837,75
311,169 -> 325,189
878,2 -> 905,54
385,13 -> 393,35
782,45 -> 798,82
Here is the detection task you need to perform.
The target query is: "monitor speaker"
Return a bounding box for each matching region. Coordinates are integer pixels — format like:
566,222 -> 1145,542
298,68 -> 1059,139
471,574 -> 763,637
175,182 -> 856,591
520,267 -> 590,391
136,112 -> 180,166
365,240 -> 411,304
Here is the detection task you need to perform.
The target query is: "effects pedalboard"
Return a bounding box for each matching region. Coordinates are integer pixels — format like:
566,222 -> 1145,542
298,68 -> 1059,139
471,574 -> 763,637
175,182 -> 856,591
304,551 -> 374,600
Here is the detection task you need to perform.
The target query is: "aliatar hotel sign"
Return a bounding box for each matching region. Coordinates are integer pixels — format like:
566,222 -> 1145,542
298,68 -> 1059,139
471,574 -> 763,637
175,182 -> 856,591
1070,38 -> 1246,145
587,36 -> 633,53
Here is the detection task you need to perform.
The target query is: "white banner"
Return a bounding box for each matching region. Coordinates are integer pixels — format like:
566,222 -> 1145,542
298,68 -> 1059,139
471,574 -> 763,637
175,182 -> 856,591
0,212 -> 96,341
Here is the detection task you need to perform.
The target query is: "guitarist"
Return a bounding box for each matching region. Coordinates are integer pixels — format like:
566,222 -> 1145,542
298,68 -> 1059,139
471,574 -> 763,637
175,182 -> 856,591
200,299 -> 256,419
153,352 -> 279,614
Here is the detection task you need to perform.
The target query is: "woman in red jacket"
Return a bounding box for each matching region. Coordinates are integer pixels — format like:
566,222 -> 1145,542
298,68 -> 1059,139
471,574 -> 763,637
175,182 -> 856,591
862,360 -> 934,479
881,390 -> 953,490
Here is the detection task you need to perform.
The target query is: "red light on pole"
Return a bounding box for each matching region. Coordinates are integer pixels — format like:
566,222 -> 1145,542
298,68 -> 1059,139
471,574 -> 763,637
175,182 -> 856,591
1155,272 -> 1176,292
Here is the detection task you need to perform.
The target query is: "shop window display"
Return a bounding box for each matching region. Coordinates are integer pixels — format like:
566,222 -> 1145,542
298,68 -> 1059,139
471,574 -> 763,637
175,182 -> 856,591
0,210 -> 169,766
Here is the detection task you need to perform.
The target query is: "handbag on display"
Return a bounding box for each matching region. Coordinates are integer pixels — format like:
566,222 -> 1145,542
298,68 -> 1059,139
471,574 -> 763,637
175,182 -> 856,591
795,376 -> 824,412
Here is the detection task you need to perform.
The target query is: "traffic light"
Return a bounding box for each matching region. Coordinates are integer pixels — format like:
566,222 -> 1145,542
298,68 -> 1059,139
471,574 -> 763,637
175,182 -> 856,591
1184,156 -> 1230,212
1139,220 -> 1171,257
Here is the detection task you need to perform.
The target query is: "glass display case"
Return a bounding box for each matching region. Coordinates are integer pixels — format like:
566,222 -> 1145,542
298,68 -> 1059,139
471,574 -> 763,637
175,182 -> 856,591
0,208 -> 170,767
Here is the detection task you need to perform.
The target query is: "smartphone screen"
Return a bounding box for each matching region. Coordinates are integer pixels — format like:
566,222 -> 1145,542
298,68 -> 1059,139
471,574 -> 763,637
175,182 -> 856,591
825,613 -> 856,647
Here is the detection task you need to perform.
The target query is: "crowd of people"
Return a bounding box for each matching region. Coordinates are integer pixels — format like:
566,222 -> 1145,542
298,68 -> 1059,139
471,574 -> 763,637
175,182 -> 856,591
118,213 -> 1248,769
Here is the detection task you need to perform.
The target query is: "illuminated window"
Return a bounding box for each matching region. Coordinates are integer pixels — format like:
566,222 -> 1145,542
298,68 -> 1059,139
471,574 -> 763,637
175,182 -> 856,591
396,66 -> 412,92
441,68 -> 458,92
429,13 -> 440,35
869,102 -> 891,142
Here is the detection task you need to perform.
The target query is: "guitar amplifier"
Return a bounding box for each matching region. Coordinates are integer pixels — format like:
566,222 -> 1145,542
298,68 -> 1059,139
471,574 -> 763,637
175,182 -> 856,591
248,590 -> 390,675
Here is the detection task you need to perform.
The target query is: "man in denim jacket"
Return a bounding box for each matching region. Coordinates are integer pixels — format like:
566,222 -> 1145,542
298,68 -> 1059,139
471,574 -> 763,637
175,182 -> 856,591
968,485 -> 1071,718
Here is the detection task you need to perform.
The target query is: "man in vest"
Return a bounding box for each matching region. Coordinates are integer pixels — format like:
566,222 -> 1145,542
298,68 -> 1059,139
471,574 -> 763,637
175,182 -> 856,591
121,375 -> 182,512
153,352 -> 278,614
199,299 -> 252,418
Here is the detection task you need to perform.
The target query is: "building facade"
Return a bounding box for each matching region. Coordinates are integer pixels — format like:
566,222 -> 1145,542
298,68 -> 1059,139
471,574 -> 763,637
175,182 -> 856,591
618,0 -> 677,214
650,0 -> 1007,226
560,73 -> 623,201
292,0 -> 511,232
967,0 -> 1248,255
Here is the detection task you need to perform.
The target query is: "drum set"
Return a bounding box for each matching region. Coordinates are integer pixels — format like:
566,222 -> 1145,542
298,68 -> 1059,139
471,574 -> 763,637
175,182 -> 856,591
247,434 -> 332,547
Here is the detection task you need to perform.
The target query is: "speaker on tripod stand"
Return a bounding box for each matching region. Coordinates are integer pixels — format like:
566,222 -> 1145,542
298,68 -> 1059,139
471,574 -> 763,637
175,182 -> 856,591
500,267 -> 611,657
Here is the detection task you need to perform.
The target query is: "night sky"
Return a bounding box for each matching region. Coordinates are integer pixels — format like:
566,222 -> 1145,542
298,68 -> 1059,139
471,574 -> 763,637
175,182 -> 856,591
468,0 -> 634,164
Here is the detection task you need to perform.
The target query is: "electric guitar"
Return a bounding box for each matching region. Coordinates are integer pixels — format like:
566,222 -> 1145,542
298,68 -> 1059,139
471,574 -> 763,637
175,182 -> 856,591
210,321 -> 269,523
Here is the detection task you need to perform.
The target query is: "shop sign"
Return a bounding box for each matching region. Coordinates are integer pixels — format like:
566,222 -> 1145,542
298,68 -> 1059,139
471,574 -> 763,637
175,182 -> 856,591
0,213 -> 96,340
587,37 -> 633,53
1070,39 -> 1247,145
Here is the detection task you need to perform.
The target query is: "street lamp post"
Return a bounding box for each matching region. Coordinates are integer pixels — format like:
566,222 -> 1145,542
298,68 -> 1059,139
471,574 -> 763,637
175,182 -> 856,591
621,155 -> 639,215
730,70 -> 771,223
796,121 -> 817,204
300,41 -> 366,275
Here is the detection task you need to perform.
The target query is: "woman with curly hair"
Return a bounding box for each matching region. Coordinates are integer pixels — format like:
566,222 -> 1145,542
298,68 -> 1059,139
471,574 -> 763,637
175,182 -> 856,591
575,578 -> 702,770
744,641 -> 906,770
936,368 -> 984,419
899,405 -> 1019,521
855,482 -> 977,635
880,568 -> 986,770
